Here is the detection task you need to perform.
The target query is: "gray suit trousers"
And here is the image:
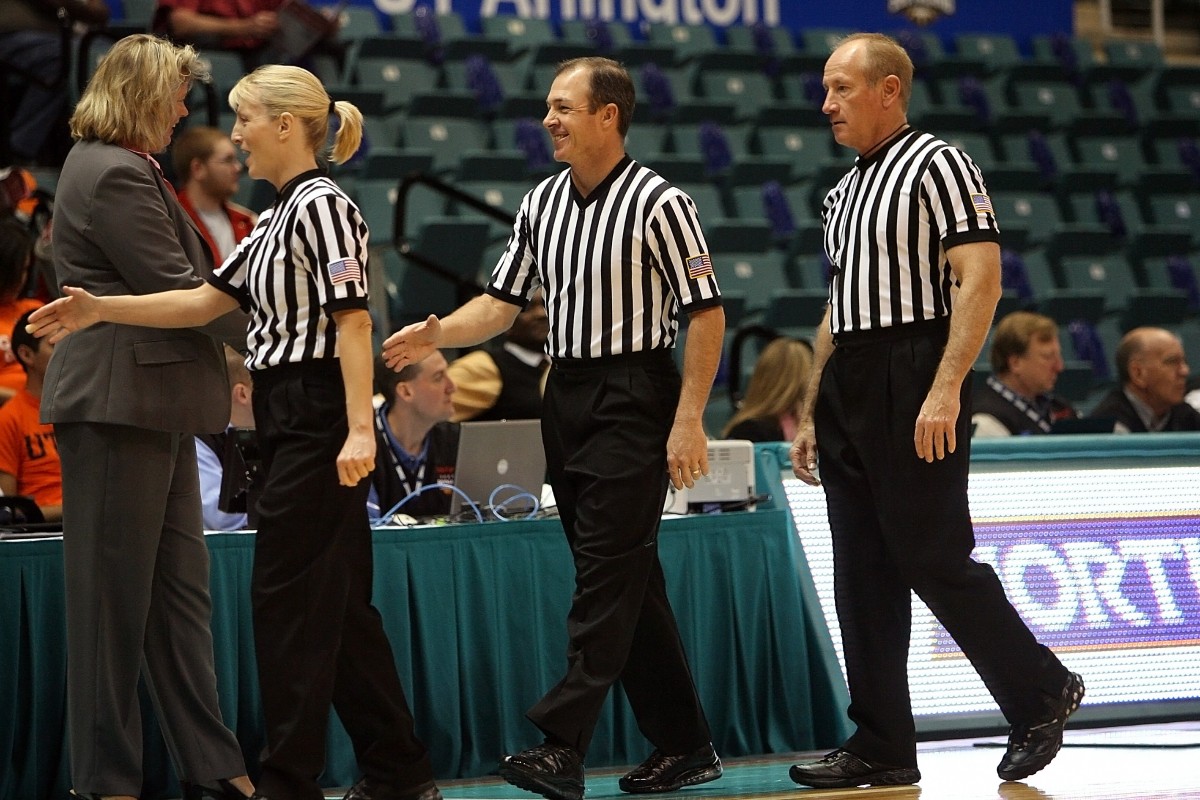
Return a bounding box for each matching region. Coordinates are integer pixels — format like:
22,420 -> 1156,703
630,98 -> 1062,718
58,422 -> 246,796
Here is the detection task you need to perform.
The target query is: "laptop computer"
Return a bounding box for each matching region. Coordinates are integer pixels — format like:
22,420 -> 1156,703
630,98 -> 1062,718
450,419 -> 546,519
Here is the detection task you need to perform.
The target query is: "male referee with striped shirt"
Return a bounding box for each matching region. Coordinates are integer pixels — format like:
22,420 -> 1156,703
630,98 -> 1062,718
383,57 -> 725,800
787,34 -> 1083,789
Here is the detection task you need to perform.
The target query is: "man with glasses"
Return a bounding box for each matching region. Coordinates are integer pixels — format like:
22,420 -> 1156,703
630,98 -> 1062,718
172,125 -> 256,263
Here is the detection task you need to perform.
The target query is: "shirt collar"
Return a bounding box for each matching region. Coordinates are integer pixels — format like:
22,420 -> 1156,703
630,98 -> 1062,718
855,126 -> 918,172
1122,387 -> 1168,431
275,168 -> 327,205
503,341 -> 547,368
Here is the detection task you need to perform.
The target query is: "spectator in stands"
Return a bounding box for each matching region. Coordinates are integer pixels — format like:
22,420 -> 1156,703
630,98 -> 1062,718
153,0 -> 342,72
0,308 -> 60,521
1087,326 -> 1200,432
196,344 -> 255,530
173,126 -> 256,263
369,350 -> 459,520
721,336 -> 813,442
447,293 -> 549,422
0,0 -> 109,165
972,311 -> 1078,437
0,218 -> 42,403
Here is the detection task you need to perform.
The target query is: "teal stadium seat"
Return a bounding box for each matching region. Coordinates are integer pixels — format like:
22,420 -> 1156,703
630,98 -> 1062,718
1071,133 -> 1148,187
197,50 -> 246,95
1141,192 -> 1200,246
479,15 -> 556,59
670,121 -> 753,159
706,220 -> 774,254
1156,66 -> 1200,116
763,288 -> 830,331
559,18 -> 635,49
953,33 -> 1022,76
399,116 -> 490,175
724,24 -> 796,57
674,182 -> 730,226
942,131 -> 998,172
645,22 -> 719,65
1056,253 -> 1138,314
753,117 -> 839,182
391,218 -> 491,325
623,123 -> 671,161
451,180 -> 526,238
1006,78 -> 1086,131
336,6 -> 383,39
694,69 -> 779,122
991,190 -> 1065,250
392,9 -> 465,39
1103,39 -> 1165,79
352,178 -> 402,244
714,251 -> 791,316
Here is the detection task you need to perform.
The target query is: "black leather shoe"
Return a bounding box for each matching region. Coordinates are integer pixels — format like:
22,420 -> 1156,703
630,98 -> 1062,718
498,741 -> 585,800
997,671 -> 1085,781
789,749 -> 920,789
618,743 -> 722,793
342,778 -> 442,800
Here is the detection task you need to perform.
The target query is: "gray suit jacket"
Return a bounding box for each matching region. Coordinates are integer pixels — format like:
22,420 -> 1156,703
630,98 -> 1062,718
42,139 -> 249,434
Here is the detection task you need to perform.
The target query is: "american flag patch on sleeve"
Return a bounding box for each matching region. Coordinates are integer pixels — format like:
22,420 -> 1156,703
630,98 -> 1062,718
327,257 -> 362,285
971,193 -> 993,214
686,253 -> 714,279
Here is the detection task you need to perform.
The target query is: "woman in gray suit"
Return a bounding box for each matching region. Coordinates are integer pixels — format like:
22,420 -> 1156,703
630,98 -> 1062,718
42,34 -> 256,800
34,61 -> 440,800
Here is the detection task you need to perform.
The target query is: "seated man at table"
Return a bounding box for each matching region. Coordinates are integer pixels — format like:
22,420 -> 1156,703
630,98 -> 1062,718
1087,326 -> 1200,433
196,345 -> 257,530
447,293 -> 549,422
0,309 -> 60,521
368,350 -> 461,522
972,311 -> 1077,437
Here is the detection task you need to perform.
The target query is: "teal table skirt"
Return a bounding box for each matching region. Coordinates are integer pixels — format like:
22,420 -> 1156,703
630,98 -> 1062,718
0,509 -> 850,800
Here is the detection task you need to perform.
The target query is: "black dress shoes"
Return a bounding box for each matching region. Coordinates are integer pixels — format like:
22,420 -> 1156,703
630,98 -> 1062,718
498,741 -> 585,800
342,778 -> 443,800
789,749 -> 920,788
997,671 -> 1085,781
618,743 -> 722,793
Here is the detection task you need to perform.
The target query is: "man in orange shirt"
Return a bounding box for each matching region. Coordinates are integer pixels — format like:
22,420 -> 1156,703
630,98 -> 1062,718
0,307 -> 59,520
172,126 -> 256,264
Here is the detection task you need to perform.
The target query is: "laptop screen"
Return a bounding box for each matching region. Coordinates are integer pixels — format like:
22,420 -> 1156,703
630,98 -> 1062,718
450,419 -> 546,519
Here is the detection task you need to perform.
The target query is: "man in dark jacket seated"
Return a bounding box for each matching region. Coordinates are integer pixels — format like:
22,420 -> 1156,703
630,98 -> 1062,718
1087,327 -> 1200,433
972,311 -> 1077,437
368,350 -> 460,522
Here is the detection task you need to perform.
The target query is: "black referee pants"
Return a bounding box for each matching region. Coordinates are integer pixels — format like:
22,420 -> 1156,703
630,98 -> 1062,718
250,361 -> 433,800
815,319 -> 1068,768
528,350 -> 711,757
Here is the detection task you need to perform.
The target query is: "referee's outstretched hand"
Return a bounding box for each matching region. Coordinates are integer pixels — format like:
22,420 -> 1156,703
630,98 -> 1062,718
381,314 -> 441,372
26,286 -> 103,345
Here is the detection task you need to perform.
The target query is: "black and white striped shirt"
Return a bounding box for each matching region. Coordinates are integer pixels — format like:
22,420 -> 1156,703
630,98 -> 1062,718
486,156 -> 722,360
821,128 -> 1000,335
210,170 -> 370,370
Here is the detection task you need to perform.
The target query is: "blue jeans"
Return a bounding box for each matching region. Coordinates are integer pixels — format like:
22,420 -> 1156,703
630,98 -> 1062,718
0,29 -> 67,160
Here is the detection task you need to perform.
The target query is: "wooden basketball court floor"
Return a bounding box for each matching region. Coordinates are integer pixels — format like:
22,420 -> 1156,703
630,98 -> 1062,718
321,721 -> 1200,800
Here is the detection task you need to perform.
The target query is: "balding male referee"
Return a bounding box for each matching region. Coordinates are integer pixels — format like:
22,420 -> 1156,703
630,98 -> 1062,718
382,56 -> 725,800
788,33 -> 1084,789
